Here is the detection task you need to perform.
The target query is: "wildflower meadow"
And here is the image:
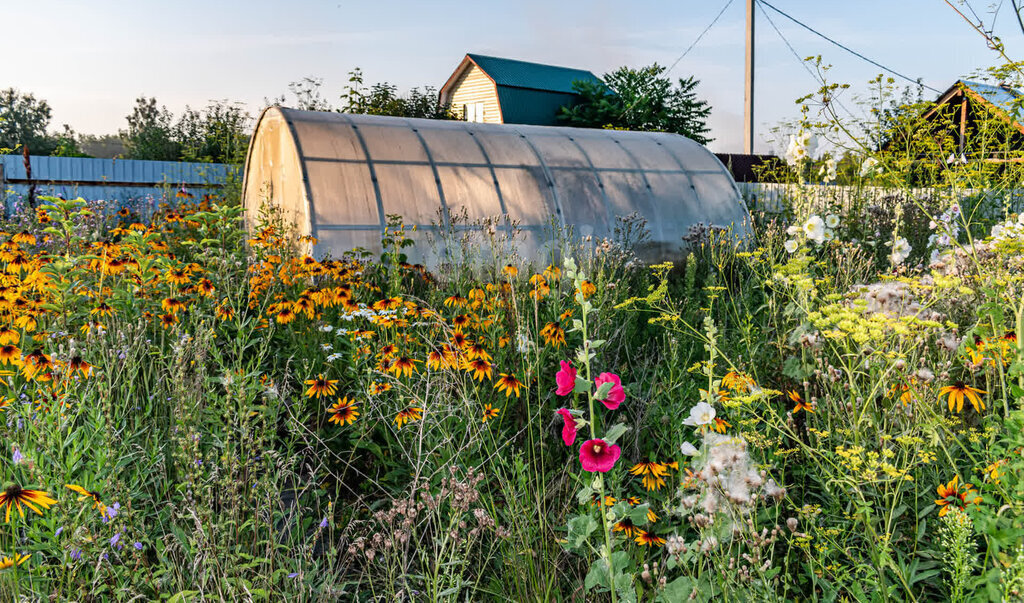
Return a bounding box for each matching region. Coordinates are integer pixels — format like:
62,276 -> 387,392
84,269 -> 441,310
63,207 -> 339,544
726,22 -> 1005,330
3,65 -> 1024,603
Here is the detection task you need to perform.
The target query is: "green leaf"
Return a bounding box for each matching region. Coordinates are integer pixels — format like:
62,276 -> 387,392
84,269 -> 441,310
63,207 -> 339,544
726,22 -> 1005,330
574,376 -> 592,394
627,503 -> 649,524
584,551 -> 631,592
594,381 -> 614,400
657,577 -> 694,602
603,423 -> 629,445
566,514 -> 598,550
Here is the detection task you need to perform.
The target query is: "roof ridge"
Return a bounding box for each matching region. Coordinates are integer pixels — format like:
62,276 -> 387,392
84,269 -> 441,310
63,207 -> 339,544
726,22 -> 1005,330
466,52 -> 598,74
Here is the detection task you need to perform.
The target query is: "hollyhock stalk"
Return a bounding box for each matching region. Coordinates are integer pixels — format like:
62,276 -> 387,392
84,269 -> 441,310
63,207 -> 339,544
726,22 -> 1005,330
578,285 -> 618,602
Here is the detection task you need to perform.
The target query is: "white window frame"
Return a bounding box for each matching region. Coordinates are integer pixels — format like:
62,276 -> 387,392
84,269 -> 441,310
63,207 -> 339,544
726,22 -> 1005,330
464,101 -> 485,123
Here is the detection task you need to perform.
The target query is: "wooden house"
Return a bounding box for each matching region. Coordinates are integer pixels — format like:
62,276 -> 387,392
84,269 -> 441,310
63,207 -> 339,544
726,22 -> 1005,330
438,53 -> 605,126
923,80 -> 1024,161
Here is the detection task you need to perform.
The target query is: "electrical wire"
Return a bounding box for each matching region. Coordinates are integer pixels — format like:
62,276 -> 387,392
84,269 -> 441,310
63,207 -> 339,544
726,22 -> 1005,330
755,0 -> 860,121
757,0 -> 943,94
664,0 -> 736,76
621,0 -> 734,118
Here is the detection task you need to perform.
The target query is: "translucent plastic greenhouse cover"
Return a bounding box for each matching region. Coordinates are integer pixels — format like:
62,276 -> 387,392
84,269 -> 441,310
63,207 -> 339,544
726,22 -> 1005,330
242,107 -> 752,265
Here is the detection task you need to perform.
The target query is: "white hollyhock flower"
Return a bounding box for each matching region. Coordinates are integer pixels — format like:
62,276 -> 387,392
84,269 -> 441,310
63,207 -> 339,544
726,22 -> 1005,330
825,214 -> 840,229
860,157 -> 881,177
680,442 -> 699,456
784,239 -> 799,254
819,157 -> 837,183
803,215 -> 826,244
682,402 -> 716,426
890,237 -> 911,265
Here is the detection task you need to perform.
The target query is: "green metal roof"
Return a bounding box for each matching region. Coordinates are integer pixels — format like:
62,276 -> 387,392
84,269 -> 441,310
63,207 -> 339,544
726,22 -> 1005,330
495,87 -> 579,126
467,53 -> 604,94
961,80 -> 1023,123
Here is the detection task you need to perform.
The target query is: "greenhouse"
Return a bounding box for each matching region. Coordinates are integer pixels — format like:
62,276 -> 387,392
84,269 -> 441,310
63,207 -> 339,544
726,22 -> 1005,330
242,106 -> 751,265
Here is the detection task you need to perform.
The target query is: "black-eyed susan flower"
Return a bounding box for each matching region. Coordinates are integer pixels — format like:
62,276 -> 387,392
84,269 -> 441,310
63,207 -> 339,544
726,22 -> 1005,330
579,280 -> 596,299
91,303 -> 114,318
368,382 -> 392,396
613,517 -> 641,537
11,232 -> 35,246
712,417 -> 732,433
788,390 -> 814,413
481,404 -> 500,422
372,297 -> 403,311
443,294 -> 468,308
0,485 -> 56,522
21,350 -> 52,381
166,268 -> 190,285
305,375 -> 338,399
275,306 -> 296,324
394,406 -> 423,428
327,397 -> 360,426
67,356 -> 92,378
502,264 -> 518,278
463,358 -> 493,382
0,345 -> 20,366
634,530 -> 665,547
0,328 -> 18,345
629,462 -> 669,491
590,494 -> 616,507
0,553 -> 30,570
938,382 -> 986,413
215,304 -> 234,321
451,331 -> 471,350
65,484 -> 104,513
934,476 -> 981,517
494,373 -> 523,398
465,342 -> 491,362
198,278 -> 215,297
390,356 -> 420,379
539,322 -> 566,348
722,371 -> 756,393
159,313 -> 178,330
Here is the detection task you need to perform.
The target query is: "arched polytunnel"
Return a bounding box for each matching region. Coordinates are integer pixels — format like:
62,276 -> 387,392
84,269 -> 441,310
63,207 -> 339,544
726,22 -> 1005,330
242,106 -> 751,265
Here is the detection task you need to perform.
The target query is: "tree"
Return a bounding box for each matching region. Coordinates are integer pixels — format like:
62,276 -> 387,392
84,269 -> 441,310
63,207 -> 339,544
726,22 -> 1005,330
0,88 -> 57,155
51,125 -> 90,157
176,101 -> 251,164
339,69 -> 457,120
558,63 -> 713,144
120,97 -> 180,161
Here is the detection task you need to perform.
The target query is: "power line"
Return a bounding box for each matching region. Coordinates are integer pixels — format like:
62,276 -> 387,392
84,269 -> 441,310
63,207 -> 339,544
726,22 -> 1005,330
755,0 -> 860,121
757,0 -> 942,94
664,0 -> 736,76
622,0 -> 735,118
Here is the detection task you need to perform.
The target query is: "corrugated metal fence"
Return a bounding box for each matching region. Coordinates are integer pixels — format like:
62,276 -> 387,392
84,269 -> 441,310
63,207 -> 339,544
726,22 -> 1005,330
737,182 -> 1024,219
0,155 -> 239,213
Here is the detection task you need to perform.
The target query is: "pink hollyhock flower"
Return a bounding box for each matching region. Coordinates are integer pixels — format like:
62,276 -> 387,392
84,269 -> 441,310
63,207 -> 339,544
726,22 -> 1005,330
555,361 -> 577,396
579,438 -> 620,472
556,408 -> 577,446
594,372 -> 625,410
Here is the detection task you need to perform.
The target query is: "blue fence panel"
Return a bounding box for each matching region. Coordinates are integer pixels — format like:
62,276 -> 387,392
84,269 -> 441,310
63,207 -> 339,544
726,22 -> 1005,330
0,155 -> 238,215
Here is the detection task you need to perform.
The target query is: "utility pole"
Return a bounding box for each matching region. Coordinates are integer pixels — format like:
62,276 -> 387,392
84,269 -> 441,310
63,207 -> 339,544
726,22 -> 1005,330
744,0 -> 755,154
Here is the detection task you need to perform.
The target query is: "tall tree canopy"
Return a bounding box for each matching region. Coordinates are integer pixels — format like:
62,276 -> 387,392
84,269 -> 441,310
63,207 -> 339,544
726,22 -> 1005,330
0,88 -> 57,155
558,63 -> 713,144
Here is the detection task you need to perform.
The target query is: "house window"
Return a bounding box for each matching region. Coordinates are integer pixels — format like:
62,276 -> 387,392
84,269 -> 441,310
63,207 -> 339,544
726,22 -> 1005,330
464,102 -> 485,122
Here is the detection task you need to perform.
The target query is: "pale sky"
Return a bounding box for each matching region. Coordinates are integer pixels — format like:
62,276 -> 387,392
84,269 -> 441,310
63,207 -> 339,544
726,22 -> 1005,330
5,0 -> 1022,153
